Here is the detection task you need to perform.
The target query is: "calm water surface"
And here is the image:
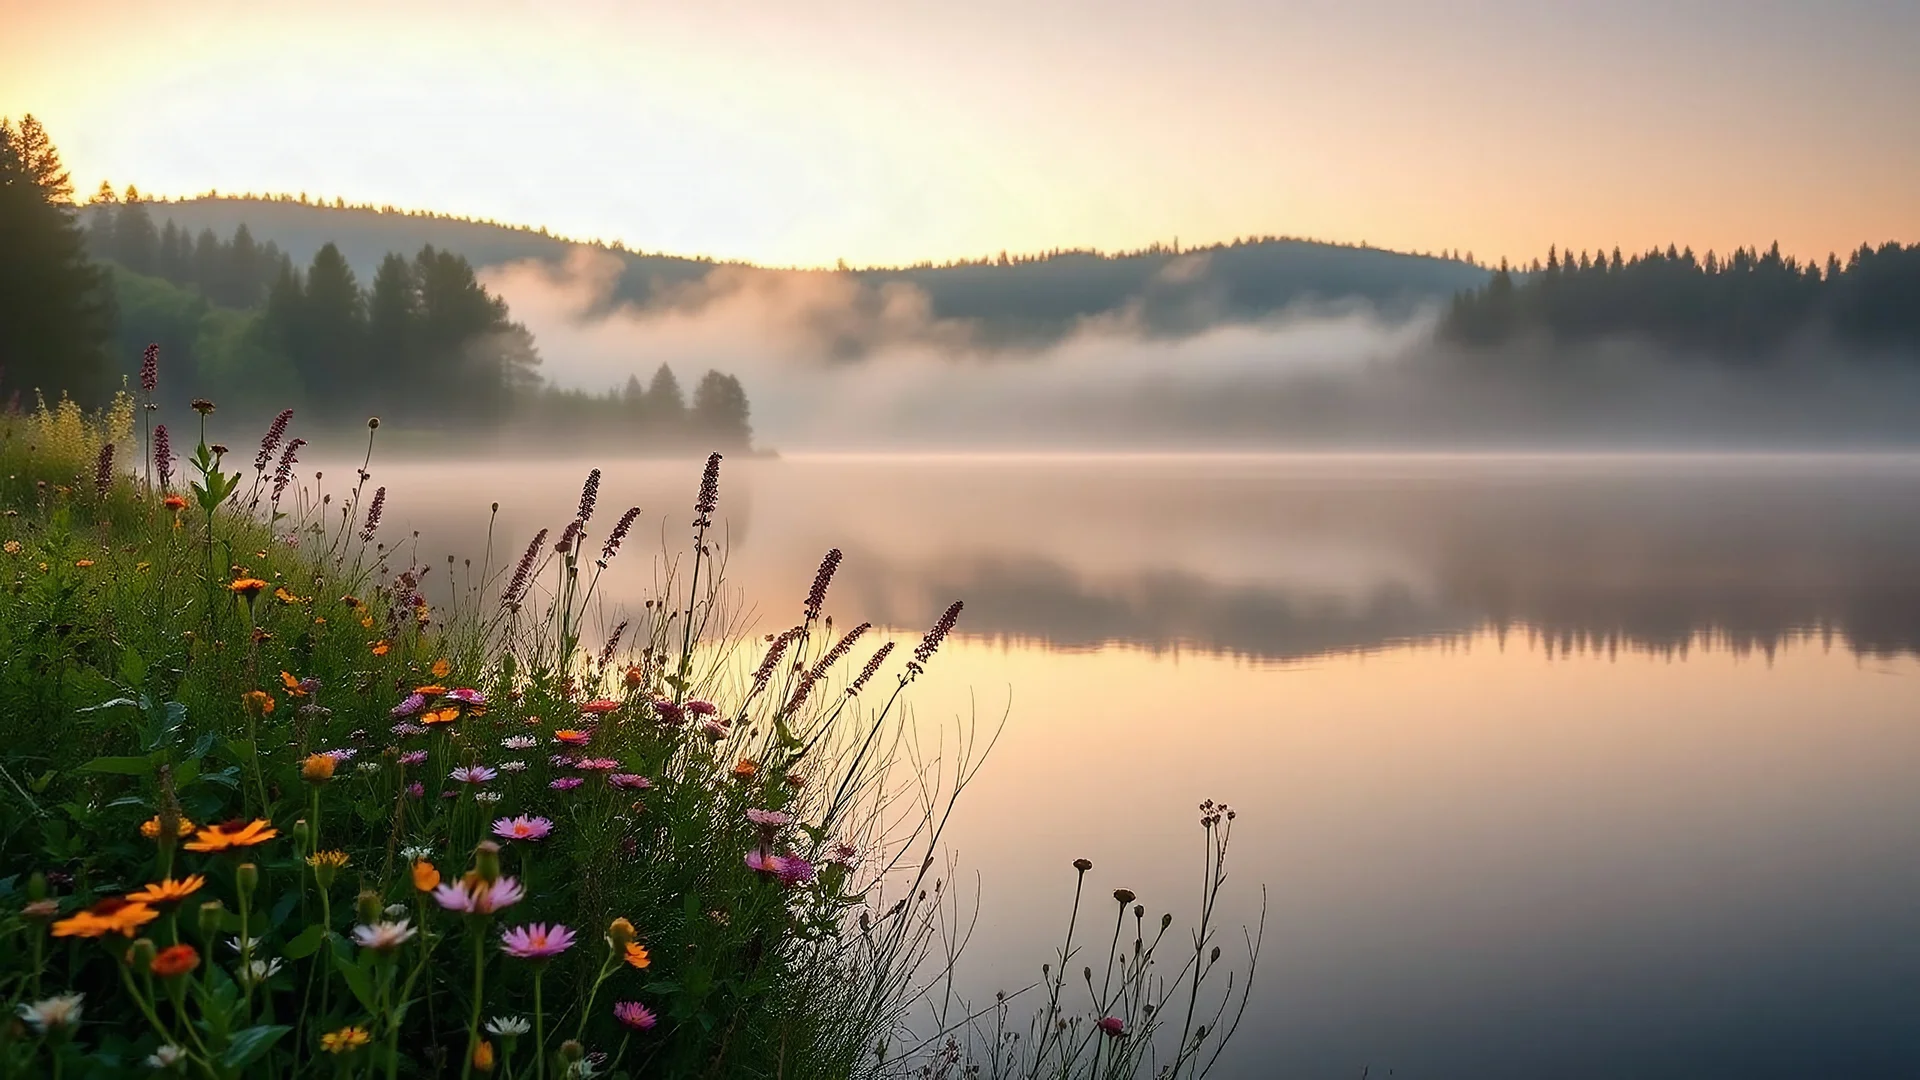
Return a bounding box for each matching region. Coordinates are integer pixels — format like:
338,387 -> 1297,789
350,453 -> 1920,1079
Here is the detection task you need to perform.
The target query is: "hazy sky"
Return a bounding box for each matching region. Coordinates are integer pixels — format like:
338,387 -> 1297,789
5,0 -> 1917,267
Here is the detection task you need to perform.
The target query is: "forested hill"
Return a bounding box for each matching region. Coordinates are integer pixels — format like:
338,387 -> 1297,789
83,197 -> 1490,344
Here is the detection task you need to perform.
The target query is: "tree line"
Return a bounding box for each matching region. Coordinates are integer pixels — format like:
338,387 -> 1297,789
1443,241 -> 1920,358
0,116 -> 753,450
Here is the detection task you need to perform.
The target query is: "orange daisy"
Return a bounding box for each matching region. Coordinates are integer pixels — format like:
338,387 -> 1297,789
161,494 -> 189,511
184,818 -> 278,853
52,897 -> 158,938
553,729 -> 591,746
140,815 -> 195,840
126,875 -> 205,907
624,941 -> 652,969
733,759 -> 759,779
421,707 -> 461,725
149,943 -> 200,978
228,577 -> 269,600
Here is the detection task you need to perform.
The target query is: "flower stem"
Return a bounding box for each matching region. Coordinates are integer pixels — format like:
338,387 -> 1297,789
533,967 -> 548,1080
461,928 -> 486,1080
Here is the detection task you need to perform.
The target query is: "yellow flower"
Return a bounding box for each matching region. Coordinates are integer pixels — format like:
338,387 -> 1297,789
125,875 -> 205,907
140,815 -> 195,840
411,860 -> 441,892
184,819 -> 278,853
431,658 -> 452,678
301,753 -> 336,783
624,941 -> 652,970
321,1026 -> 371,1054
135,561 -> 151,572
52,897 -> 158,938
307,850 -> 349,870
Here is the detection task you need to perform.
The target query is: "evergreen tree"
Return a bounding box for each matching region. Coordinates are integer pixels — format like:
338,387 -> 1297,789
364,253 -> 417,410
292,243 -> 366,416
691,369 -> 752,449
647,363 -> 685,426
0,115 -> 113,402
112,187 -> 158,274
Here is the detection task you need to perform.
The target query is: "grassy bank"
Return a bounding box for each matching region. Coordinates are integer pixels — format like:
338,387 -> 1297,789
0,378 -> 1258,1079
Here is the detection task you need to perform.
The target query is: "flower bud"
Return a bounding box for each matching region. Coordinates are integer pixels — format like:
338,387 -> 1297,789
1113,889 -> 1135,905
301,753 -> 335,784
559,1040 -> 584,1064
473,840 -> 501,884
412,860 -> 441,892
357,889 -> 382,925
127,937 -> 158,970
26,871 -> 46,902
291,818 -> 311,856
236,862 -> 259,898
472,1039 -> 495,1072
1160,913 -> 1173,930
1072,858 -> 1093,873
1209,945 -> 1221,964
607,916 -> 637,949
198,900 -> 225,939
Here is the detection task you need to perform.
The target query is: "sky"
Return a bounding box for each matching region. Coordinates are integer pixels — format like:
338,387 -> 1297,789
4,0 -> 1918,268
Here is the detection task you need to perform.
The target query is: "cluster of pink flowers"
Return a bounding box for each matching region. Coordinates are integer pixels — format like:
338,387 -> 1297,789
651,700 -> 685,727
746,849 -> 817,887
432,876 -> 525,914
320,748 -> 357,763
399,750 -> 428,766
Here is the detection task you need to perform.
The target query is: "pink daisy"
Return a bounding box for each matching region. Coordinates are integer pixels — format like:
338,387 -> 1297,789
431,876 -> 525,915
549,777 -> 584,791
450,765 -> 497,784
492,815 -> 554,842
447,688 -> 486,705
574,757 -> 618,771
553,729 -> 593,746
608,773 -> 652,790
399,750 -> 428,766
613,1001 -> 657,1031
580,699 -> 621,715
321,747 -> 357,763
745,809 -> 791,829
499,922 -> 576,959
405,782 -> 425,798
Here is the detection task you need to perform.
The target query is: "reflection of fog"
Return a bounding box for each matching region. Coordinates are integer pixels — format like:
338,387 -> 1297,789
346,453 -> 1920,662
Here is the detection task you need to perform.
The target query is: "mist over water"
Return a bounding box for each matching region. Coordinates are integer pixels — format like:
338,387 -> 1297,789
342,451 -> 1920,1079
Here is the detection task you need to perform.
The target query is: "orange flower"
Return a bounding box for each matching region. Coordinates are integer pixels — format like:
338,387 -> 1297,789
302,753 -> 336,783
472,1039 -> 495,1072
623,941 -> 652,969
52,897 -> 158,938
242,690 -> 275,716
413,685 -> 448,697
150,943 -> 200,978
431,658 -> 452,678
126,875 -> 205,907
228,577 -> 269,600
411,860 -> 441,892
371,639 -> 391,656
161,494 -> 188,511
623,665 -> 644,688
273,586 -> 302,605
733,759 -> 759,779
281,670 -> 309,697
73,559 -> 93,568
140,815 -> 195,840
184,819 -> 278,853
553,729 -> 591,746
421,707 -> 461,725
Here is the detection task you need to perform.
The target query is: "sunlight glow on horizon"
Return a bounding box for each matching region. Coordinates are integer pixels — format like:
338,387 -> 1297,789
5,0 -> 1917,268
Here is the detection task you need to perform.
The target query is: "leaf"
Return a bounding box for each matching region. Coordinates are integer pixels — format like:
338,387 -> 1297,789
79,755 -> 153,776
281,923 -> 327,960
221,1025 -> 290,1070
76,696 -> 139,715
332,940 -> 377,1011
187,731 -> 217,761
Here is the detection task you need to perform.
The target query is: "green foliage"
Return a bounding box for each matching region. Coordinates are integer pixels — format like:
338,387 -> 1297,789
0,115 -> 114,404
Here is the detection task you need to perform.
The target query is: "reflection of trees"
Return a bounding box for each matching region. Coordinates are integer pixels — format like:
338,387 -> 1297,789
833,470 -> 1920,663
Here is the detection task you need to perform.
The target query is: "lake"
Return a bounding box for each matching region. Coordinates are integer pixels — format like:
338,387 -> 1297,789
346,451 -> 1920,1079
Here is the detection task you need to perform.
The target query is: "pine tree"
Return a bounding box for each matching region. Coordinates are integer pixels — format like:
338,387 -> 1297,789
646,363 -> 686,428
692,370 -> 752,449
294,243 -> 366,416
112,188 -> 158,274
0,115 -> 113,402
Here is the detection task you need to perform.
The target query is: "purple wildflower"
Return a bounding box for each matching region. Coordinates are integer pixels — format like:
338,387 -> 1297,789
549,777 -> 584,791
360,486 -> 385,542
254,409 -> 293,471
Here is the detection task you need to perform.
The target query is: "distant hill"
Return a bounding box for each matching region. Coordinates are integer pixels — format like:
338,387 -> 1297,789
88,198 -> 1489,346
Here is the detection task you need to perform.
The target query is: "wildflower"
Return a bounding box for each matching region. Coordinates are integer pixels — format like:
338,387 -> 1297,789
1097,1016 -> 1126,1038
498,759 -> 528,773
406,782 -> 425,798
185,819 -> 278,852
253,408 -> 293,471
154,424 -> 174,488
1113,889 -> 1136,905
613,1001 -> 658,1031
281,671 -> 308,698
695,452 -> 722,519
301,753 -> 336,783
492,815 -> 554,842
574,757 -> 618,771
400,844 -> 434,862
274,586 -> 303,606
351,920 -> 416,953
502,734 -> 537,750
829,843 -> 860,869
451,765 -> 497,785
390,692 -> 427,718
161,493 -> 187,511
360,486 -> 386,542
150,943 -> 199,978
580,699 -> 620,715
775,854 -> 817,886
140,815 -> 195,840
126,875 -> 204,908
190,398 -> 215,415
623,941 -> 652,969
307,851 -> 350,889
733,759 -> 758,779
392,721 -> 427,737
371,639 -> 391,656
1,540 -> 18,555
576,467 -> 602,522
623,664 -> 645,688
357,761 -> 382,775
241,690 -> 274,715
746,809 -> 791,829
147,1044 -> 186,1069
906,601 -> 964,675
475,791 -> 502,803
550,753 -> 577,767
413,684 -> 448,696
651,700 -> 685,726
804,548 -> 842,621
473,1039 -> 496,1072
412,861 -> 441,892
141,342 -> 159,392
502,530 -> 547,606
486,1016 -> 530,1037
608,773 -> 651,790
422,706 -> 461,725
52,897 -> 158,938
229,577 -> 269,600
700,719 -> 729,741
240,956 -> 284,985
549,777 -> 584,791
321,1026 -> 371,1054
15,992 -> 84,1035
447,687 -> 486,706
847,641 -> 892,695
431,657 -> 452,678
553,729 -> 591,746
1074,858 -> 1093,872
500,922 -> 576,959
432,876 -> 525,915
73,558 -> 94,568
